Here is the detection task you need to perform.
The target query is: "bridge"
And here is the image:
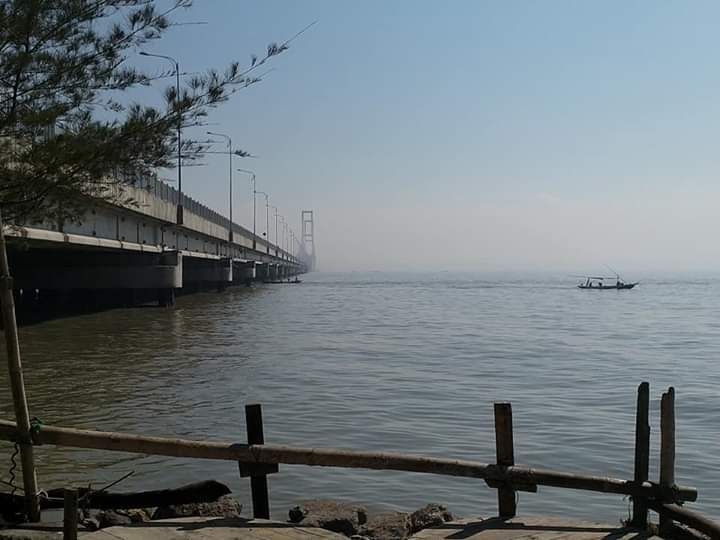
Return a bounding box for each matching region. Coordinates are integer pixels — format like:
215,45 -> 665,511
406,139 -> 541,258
4,176 -> 309,311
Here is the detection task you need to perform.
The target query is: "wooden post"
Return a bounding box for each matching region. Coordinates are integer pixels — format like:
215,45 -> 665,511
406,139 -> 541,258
659,387 -> 676,535
0,210 -> 41,522
245,404 -> 271,519
63,488 -> 78,540
631,382 -> 650,529
494,402 -> 516,518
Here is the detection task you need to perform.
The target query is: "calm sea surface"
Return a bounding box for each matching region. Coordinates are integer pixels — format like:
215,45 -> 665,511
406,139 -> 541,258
1,272 -> 719,523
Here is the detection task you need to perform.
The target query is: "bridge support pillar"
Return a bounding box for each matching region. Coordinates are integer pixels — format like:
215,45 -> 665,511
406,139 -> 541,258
182,257 -> 232,291
255,263 -> 268,282
235,262 -> 255,286
157,251 -> 182,306
217,258 -> 232,292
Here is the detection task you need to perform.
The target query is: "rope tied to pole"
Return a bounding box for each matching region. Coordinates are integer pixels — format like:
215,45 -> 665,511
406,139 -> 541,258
8,442 -> 19,496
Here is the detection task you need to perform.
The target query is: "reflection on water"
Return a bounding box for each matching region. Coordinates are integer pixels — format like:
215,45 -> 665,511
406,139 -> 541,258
1,272 -> 719,522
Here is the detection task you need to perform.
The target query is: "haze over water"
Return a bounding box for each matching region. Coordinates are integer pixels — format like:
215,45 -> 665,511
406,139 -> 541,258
1,272 -> 718,522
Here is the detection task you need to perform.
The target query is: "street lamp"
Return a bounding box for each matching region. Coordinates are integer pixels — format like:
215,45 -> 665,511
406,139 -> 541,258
140,51 -> 183,225
283,221 -> 289,258
272,206 -> 279,256
256,191 -> 270,254
206,131 -> 233,242
279,216 -> 286,259
236,168 -> 257,250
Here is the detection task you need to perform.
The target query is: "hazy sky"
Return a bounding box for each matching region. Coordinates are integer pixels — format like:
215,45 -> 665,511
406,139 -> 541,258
137,1 -> 720,273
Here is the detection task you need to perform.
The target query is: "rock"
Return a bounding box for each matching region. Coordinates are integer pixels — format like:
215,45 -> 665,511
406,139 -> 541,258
81,517 -> 101,531
152,495 -> 242,520
288,505 -> 306,523
96,510 -> 132,528
361,511 -> 411,540
119,508 -> 152,523
290,500 -> 368,536
409,504 -> 454,533
350,536 -> 371,540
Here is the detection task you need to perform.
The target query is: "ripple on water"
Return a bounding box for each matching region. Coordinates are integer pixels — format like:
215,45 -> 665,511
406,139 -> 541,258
0,273 -> 719,522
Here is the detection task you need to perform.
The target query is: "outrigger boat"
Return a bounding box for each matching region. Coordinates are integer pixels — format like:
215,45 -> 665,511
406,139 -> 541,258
577,275 -> 637,290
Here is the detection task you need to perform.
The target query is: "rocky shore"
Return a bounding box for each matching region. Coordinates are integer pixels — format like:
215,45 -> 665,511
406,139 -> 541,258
288,500 -> 454,540
67,495 -> 454,540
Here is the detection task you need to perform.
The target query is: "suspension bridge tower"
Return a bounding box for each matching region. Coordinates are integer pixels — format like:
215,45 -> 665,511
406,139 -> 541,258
299,210 -> 316,271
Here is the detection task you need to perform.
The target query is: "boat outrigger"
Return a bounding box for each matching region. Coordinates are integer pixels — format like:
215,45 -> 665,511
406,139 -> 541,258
578,276 -> 637,290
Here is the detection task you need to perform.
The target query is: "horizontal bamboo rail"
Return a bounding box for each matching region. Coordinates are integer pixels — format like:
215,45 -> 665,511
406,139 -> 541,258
0,418 -> 697,503
648,501 -> 720,540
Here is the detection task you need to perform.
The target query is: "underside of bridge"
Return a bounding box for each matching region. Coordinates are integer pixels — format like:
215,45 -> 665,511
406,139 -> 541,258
5,238 -> 299,324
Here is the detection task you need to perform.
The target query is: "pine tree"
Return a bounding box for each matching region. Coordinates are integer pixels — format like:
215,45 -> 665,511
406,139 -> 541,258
0,0 -> 290,224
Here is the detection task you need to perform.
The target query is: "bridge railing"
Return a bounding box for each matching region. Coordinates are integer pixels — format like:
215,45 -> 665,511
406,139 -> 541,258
121,174 -> 296,263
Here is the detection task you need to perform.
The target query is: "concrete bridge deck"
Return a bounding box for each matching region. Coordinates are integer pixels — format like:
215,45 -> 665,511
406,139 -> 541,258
4,176 -> 308,309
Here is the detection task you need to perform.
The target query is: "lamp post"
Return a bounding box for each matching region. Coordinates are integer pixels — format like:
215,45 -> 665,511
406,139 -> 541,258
207,131 -> 233,242
139,51 -> 183,225
255,191 -> 270,254
236,169 -> 257,247
272,206 -> 279,256
283,221 -> 289,258
279,216 -> 285,259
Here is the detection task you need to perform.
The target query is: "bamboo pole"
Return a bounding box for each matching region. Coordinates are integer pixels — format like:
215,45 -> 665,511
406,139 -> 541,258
631,382 -> 650,529
648,501 -> 720,540
0,211 -> 41,521
494,403 -> 516,518
245,404 -> 270,519
0,418 -> 697,502
659,387 -> 676,535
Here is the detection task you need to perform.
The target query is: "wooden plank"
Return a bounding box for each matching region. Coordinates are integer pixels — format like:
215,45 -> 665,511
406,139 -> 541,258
0,418 -> 697,502
494,403 -> 516,518
410,516 -> 662,540
631,382 -> 650,529
659,387 -> 676,535
0,480 -> 232,510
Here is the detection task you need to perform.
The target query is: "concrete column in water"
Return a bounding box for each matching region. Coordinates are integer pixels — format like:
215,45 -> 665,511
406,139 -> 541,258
158,250 -> 183,306
236,262 -> 256,286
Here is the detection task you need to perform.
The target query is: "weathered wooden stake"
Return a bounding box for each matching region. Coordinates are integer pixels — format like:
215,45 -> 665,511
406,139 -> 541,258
494,402 -> 516,518
659,387 -> 676,535
0,210 -> 41,522
631,382 -> 650,529
63,488 -> 78,540
245,403 -> 271,519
